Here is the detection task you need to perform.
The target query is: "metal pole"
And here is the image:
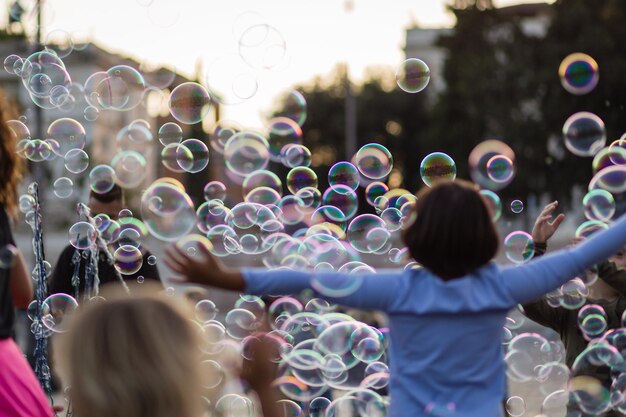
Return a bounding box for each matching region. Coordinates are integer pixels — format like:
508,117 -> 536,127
344,66 -> 357,160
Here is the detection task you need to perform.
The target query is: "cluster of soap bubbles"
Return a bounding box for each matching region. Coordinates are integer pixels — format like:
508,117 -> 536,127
9,25 -> 626,416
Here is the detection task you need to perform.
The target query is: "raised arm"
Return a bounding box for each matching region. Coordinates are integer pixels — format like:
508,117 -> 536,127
164,244 -> 402,311
519,201 -> 566,327
501,213 -> 626,305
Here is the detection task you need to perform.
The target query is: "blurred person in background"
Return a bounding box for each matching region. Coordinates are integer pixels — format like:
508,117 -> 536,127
48,184 -> 161,298
0,93 -> 54,417
523,201 -> 626,417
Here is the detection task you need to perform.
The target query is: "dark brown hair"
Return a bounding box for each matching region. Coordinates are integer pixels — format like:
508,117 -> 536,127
0,92 -> 23,219
403,180 -> 499,280
89,184 -> 124,204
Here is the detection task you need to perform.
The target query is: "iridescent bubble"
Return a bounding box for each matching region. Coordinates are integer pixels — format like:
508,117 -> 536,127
245,187 -> 281,206
3,54 -> 21,74
112,151 -> 147,189
19,195 -> 35,214
63,149 -> 89,174
24,139 -> 52,162
480,190 -> 502,222
68,221 -> 97,250
242,170 -> 282,197
95,65 -> 146,111
591,146 -> 626,174
267,117 -> 302,162
350,326 -> 385,363
53,177 -> 73,199
207,224 -> 240,257
204,181 -> 227,202
308,397 -> 331,417
577,304 -> 607,338
396,58 -> 430,93
225,308 -> 260,339
195,299 -> 218,322
210,120 -> 241,154
468,140 -> 516,190
158,122 -> 183,146
365,182 -> 389,207
7,119 -> 30,141
563,112 -> 606,157
559,53 -> 599,96
140,180 -> 196,241
588,165 -> 626,194
42,293 -> 78,333
89,165 -> 116,194
147,255 -> 157,266
287,167 -> 318,194
504,231 -> 534,264
113,245 -> 143,275
224,131 -> 270,176
177,138 -> 209,173
510,200 -> 524,214
420,152 -> 456,187
168,82 -> 211,125
83,106 -> 99,121
347,214 -> 390,254
486,155 -> 515,184
21,51 -> 71,102
273,90 -> 307,126
47,117 -> 86,157
575,220 -> 608,239
281,144 -> 311,168
322,185 -> 358,219
161,143 -> 186,173
354,143 -> 393,180
505,396 -> 526,417
583,189 -> 615,222
328,162 -> 360,191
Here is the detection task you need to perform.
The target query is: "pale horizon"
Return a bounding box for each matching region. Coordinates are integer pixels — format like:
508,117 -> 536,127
1,0 -> 554,128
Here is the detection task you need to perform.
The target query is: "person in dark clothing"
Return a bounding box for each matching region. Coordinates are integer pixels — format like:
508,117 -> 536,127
48,185 -> 161,299
522,201 -> 626,417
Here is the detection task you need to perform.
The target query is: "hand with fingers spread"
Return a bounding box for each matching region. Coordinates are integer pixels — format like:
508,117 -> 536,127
163,243 -> 245,291
532,201 -> 565,244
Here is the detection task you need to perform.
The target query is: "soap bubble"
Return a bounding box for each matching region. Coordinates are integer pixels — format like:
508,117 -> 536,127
53,177 -> 73,199
68,221 -> 97,250
42,293 -> 78,333
113,245 -> 144,275
47,118 -> 86,157
559,53 -> 599,95
354,144 -> 393,180
94,65 -> 146,111
273,90 -> 307,127
583,189 -> 615,222
328,162 -> 360,191
504,231 -> 534,264
158,122 -> 183,146
563,112 -> 606,157
204,181 -> 227,202
112,151 -> 148,189
224,131 -> 270,176
469,140 -> 516,190
140,180 -> 196,241
420,152 -> 456,187
267,117 -> 302,162
480,190 -> 502,222
63,148 -> 89,175
396,58 -> 430,93
287,167 -> 318,194
281,144 -> 311,168
486,155 -> 515,184
510,200 -> 524,214
89,165 -> 116,194
168,82 -> 211,125
177,138 -> 209,173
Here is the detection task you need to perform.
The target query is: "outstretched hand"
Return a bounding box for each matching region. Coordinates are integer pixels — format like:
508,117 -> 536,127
532,201 -> 565,244
163,243 -> 245,291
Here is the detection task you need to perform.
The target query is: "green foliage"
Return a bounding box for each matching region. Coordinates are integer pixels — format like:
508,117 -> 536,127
287,0 -> 626,209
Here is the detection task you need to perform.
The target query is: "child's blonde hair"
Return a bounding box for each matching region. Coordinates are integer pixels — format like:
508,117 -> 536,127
57,283 -> 203,417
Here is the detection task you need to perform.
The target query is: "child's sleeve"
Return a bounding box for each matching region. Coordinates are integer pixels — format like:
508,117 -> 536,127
242,268 -> 403,311
499,214 -> 626,305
